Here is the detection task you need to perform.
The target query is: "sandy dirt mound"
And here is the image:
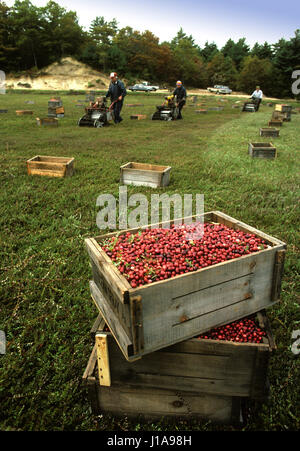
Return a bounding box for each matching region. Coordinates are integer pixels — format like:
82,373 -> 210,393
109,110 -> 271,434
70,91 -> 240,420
6,57 -> 280,100
6,57 -> 110,91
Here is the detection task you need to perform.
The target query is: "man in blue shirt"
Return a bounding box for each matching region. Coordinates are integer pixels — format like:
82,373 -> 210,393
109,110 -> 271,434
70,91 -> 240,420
173,80 -> 187,119
105,72 -> 127,124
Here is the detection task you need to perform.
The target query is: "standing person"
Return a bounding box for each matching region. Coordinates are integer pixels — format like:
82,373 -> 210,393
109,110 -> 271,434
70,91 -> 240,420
173,80 -> 187,119
251,85 -> 263,111
105,72 -> 127,124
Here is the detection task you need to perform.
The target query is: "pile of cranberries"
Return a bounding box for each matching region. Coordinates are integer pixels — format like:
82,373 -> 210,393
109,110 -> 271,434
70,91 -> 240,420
197,316 -> 266,344
101,222 -> 268,289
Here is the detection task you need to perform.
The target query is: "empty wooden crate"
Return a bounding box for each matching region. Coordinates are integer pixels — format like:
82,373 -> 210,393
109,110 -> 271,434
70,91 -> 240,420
268,119 -> 283,127
259,128 -> 279,138
120,162 -> 171,188
85,210 -> 286,361
248,142 -> 277,159
275,104 -> 292,113
82,311 -> 274,422
16,110 -> 33,116
27,155 -> 74,177
130,115 -> 147,120
272,111 -> 290,122
36,117 -> 59,127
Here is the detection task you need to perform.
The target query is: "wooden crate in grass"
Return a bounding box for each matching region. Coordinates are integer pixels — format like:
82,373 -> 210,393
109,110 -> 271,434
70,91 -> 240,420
85,211 -> 286,361
275,104 -> 292,113
120,162 -> 171,188
248,142 -> 277,159
130,114 -> 147,120
268,119 -> 283,127
16,110 -> 33,116
27,155 -> 74,177
82,311 -> 274,422
36,117 -> 59,127
272,111 -> 290,122
259,128 -> 280,138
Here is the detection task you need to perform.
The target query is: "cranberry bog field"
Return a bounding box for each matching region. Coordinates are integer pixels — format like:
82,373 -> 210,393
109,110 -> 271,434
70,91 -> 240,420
0,90 -> 299,431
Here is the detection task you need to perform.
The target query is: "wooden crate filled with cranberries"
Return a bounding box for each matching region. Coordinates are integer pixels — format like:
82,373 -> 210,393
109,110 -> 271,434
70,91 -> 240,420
85,211 -> 286,361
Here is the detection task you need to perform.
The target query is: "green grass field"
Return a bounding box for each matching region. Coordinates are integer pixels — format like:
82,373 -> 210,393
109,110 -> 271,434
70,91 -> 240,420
0,91 -> 299,431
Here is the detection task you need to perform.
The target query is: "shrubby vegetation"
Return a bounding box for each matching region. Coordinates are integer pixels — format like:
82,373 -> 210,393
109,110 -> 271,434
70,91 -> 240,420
1,0 -> 300,97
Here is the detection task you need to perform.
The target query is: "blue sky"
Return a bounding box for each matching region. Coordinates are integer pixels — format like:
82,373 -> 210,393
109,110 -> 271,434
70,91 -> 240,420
5,0 -> 300,48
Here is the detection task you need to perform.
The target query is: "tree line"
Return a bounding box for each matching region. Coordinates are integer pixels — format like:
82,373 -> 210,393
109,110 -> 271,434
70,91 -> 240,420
1,0 -> 300,98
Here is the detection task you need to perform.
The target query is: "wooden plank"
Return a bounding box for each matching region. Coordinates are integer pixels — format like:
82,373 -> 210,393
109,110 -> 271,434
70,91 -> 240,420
271,250 -> 286,301
130,295 -> 144,355
89,281 -> 135,361
90,260 -> 132,335
90,314 -> 105,339
16,110 -> 33,115
96,385 -> 235,422
130,115 -> 147,120
82,344 -> 98,381
27,156 -> 73,164
27,161 -> 66,172
27,168 -> 66,178
96,333 -> 111,387
85,238 -> 131,305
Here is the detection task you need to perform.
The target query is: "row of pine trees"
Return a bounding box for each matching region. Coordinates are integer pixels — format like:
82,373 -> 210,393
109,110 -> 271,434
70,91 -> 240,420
1,1 -> 300,97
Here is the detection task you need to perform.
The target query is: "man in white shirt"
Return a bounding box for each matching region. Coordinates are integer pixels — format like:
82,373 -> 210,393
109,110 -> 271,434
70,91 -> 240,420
251,86 -> 263,111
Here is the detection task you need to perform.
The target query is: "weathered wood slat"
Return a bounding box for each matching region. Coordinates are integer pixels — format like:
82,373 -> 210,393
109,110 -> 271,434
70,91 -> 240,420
85,238 -> 131,305
90,281 -> 135,360
96,333 -> 111,386
98,386 -> 238,422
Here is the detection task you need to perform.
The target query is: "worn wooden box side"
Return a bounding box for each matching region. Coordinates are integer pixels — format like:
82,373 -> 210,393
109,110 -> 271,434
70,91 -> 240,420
248,143 -> 277,159
86,211 -> 286,360
268,120 -> 283,127
130,115 -> 147,120
36,117 -> 59,127
82,343 -> 242,424
27,155 -> 74,177
16,110 -> 33,115
259,128 -> 280,138
90,310 -> 274,399
275,104 -> 292,113
120,162 -> 171,188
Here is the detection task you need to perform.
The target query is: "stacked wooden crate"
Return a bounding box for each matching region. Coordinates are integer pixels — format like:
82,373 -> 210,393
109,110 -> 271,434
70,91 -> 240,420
83,310 -> 276,422
83,211 -> 286,422
48,98 -> 64,118
274,104 -> 292,122
86,91 -> 96,103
